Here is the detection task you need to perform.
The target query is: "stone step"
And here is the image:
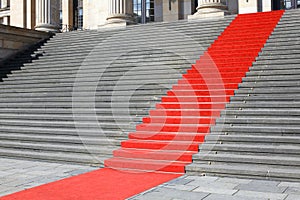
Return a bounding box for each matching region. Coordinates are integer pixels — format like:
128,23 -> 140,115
247,70 -> 300,76
6,68 -> 188,79
24,50 -> 201,63
2,74 -> 183,84
0,119 -> 136,130
221,109 -> 300,116
0,147 -> 105,166
225,103 -> 300,109
0,126 -> 130,137
28,48 -> 203,62
7,63 -> 189,76
195,153 -> 300,168
43,32 -> 219,49
0,85 -> 167,93
39,34 -> 217,51
255,58 -> 300,65
0,107 -> 147,115
0,96 -> 163,103
6,58 -> 191,71
0,140 -> 117,154
256,54 -> 300,61
10,54 -> 191,67
204,135 -> 300,144
211,125 -> 300,135
200,144 -> 300,155
216,117 -> 300,125
186,162 -> 300,182
0,79 -> 179,89
0,93 -> 157,100
259,49 -> 300,56
239,81 -> 300,88
236,88 -> 300,94
0,113 -> 142,122
243,75 -> 300,82
230,95 -> 300,101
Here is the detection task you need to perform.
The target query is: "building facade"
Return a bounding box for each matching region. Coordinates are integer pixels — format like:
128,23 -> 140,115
0,0 -> 299,31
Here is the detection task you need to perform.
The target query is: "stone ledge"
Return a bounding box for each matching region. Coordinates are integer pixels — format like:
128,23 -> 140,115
0,24 -> 52,61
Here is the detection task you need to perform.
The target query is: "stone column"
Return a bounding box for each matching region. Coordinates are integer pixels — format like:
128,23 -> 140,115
1,0 -> 10,25
35,0 -> 60,32
62,0 -> 74,31
106,0 -> 135,27
1,0 -> 9,8
188,0 -> 228,20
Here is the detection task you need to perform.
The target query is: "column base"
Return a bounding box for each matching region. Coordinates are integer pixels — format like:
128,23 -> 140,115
102,14 -> 136,28
188,3 -> 229,20
35,24 -> 60,32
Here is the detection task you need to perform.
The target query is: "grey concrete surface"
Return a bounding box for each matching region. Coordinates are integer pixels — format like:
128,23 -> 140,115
0,157 -> 97,197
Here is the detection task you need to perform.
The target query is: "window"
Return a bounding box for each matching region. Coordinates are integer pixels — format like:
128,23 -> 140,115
133,0 -> 154,23
281,0 -> 300,9
77,7 -> 83,29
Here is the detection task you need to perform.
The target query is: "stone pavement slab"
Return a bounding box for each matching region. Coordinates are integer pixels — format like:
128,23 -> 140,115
0,157 -> 97,197
129,175 -> 300,200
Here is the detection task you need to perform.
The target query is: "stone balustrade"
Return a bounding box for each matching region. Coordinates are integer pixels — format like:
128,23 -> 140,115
0,24 -> 50,63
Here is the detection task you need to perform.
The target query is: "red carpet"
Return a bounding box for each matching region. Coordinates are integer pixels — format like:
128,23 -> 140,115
1,11 -> 284,200
0,168 -> 180,200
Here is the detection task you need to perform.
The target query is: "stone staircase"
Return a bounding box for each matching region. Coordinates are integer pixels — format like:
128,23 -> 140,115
105,11 -> 284,173
0,17 -> 234,166
186,9 -> 300,182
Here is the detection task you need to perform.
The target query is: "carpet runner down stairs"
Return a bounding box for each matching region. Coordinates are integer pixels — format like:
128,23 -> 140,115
1,11 -> 284,200
105,10 -> 285,173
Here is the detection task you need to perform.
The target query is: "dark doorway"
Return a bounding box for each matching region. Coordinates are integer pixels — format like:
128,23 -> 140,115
193,0 -> 198,13
273,0 -> 300,10
257,0 -> 263,12
272,0 -> 281,10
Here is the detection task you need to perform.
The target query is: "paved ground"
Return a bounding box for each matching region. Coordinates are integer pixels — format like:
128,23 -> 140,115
0,157 -> 97,197
130,175 -> 300,200
1,158 -> 300,200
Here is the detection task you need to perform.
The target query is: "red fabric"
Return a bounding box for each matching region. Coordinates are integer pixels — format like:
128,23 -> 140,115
0,168 -> 180,200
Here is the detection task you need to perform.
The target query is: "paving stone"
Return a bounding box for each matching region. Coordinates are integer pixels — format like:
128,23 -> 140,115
203,193 -> 268,200
68,169 -> 95,176
234,179 -> 285,193
284,187 -> 300,195
185,176 -> 219,182
163,184 -> 198,191
188,180 -> 238,190
193,186 -> 237,195
284,194 -> 300,200
279,182 -> 300,188
166,177 -> 193,185
134,187 -> 209,200
216,177 -> 252,185
0,187 -> 24,197
234,190 -> 288,200
0,158 -> 97,197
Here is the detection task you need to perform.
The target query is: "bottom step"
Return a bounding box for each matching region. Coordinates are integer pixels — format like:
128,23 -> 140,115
0,147 -> 106,166
105,157 -> 189,173
186,162 -> 300,182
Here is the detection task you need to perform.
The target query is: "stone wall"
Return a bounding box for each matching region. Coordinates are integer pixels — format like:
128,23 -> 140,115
0,24 -> 51,63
